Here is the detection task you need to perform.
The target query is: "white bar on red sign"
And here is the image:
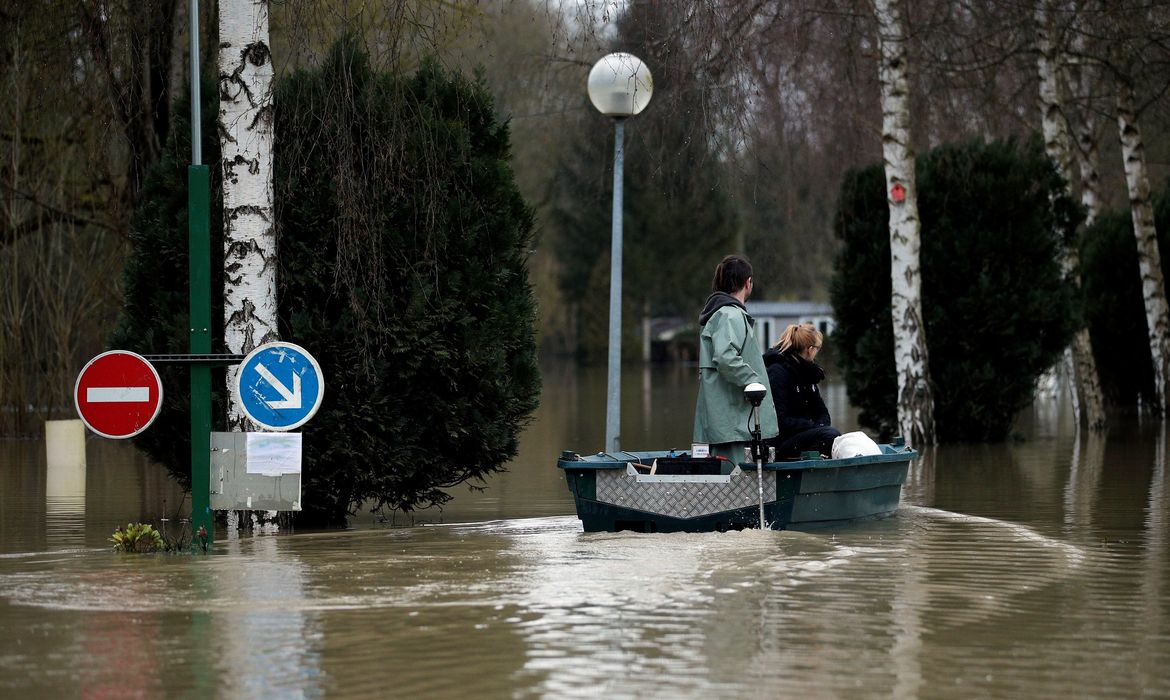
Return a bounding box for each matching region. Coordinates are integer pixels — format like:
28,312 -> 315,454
87,387 -> 150,403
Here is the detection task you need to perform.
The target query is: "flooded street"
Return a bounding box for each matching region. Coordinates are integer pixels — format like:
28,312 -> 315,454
1,361 -> 1168,698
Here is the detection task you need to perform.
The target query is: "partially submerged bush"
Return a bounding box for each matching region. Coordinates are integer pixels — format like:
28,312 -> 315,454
832,139 -> 1077,441
1079,184 -> 1170,405
110,523 -> 165,553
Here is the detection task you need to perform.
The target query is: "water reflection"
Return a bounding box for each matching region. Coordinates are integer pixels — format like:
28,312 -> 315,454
1063,432 -> 1106,536
78,609 -> 164,698
214,537 -> 322,697
45,421 -> 87,550
1140,423 -> 1167,692
0,433 -> 187,554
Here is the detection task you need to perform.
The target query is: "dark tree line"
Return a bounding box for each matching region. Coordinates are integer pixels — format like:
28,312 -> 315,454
5,0 -> 1170,444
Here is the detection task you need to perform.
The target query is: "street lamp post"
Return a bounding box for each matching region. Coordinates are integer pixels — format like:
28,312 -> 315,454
587,53 -> 653,455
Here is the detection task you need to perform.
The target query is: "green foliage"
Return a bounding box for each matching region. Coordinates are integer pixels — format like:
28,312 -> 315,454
832,165 -> 898,433
116,42 -> 540,525
1079,183 -> 1170,405
831,139 -> 1077,441
110,523 -> 165,553
277,43 -> 541,523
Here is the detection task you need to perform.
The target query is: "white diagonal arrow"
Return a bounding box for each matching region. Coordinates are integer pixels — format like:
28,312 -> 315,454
256,363 -> 302,410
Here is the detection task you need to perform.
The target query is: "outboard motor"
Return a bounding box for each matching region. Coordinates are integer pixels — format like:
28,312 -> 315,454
744,382 -> 769,529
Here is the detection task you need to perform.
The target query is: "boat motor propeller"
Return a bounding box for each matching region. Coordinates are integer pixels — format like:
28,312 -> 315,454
744,382 -> 769,530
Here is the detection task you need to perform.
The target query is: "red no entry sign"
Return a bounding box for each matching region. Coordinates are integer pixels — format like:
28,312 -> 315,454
74,350 -> 164,439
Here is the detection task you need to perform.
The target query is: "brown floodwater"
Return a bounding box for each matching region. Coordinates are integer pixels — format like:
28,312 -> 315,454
0,361 -> 1167,698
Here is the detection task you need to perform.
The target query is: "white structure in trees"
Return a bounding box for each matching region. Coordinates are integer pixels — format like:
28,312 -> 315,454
745,301 -> 835,354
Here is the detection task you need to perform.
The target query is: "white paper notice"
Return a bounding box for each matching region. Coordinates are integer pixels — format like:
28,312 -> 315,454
691,443 -> 710,458
246,432 -> 303,475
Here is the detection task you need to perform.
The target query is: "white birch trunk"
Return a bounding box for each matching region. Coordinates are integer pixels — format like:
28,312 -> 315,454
1035,0 -> 1106,431
1117,78 -> 1170,413
1075,117 -> 1102,227
874,0 -> 935,445
219,0 -> 277,428
1068,11 -> 1103,228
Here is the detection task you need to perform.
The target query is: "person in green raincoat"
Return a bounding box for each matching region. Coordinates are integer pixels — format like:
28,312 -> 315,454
693,255 -> 779,462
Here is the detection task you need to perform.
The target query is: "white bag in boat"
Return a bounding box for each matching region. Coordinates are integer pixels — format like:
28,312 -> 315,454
832,431 -> 882,459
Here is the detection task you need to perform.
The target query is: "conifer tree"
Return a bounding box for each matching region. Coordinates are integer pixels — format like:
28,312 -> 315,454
115,42 -> 540,524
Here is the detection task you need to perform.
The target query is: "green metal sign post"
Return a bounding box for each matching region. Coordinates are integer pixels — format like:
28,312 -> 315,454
188,1 -> 213,546
189,165 -> 213,545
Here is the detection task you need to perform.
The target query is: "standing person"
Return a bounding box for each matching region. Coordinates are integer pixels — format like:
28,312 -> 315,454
694,255 -> 778,463
764,323 -> 841,458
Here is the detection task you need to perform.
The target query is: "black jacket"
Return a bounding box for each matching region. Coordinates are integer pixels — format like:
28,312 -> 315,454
763,348 -> 831,440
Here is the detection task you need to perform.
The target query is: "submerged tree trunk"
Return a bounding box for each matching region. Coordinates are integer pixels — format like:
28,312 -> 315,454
219,0 -> 278,428
1035,0 -> 1106,431
873,0 -> 935,446
1116,77 -> 1170,413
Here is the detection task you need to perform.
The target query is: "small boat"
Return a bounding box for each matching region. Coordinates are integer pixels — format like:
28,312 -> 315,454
557,438 -> 918,533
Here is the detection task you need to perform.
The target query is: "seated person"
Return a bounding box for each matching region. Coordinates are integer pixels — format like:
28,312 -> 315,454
764,323 -> 841,458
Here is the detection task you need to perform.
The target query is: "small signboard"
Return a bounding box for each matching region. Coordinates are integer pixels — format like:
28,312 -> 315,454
234,342 -> 324,431
245,432 -> 302,476
74,350 -> 164,439
210,431 -> 302,511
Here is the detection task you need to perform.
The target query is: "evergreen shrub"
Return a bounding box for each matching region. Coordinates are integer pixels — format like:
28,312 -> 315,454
831,139 -> 1077,441
114,41 -> 540,525
1079,183 -> 1170,405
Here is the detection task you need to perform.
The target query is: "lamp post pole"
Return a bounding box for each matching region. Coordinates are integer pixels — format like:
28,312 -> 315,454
605,118 -> 625,454
587,53 -> 653,456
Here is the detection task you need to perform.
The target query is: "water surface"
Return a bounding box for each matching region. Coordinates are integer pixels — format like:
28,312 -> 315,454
0,362 -> 1166,698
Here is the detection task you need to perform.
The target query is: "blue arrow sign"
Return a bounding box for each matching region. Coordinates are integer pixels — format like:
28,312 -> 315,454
235,342 -> 324,431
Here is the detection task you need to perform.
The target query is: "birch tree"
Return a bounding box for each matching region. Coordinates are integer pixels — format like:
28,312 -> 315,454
219,0 -> 278,428
1069,61 -> 1103,227
1035,0 -> 1106,430
873,0 -> 935,445
1115,74 -> 1170,413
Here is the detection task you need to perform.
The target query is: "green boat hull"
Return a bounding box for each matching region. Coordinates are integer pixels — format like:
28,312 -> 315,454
557,443 -> 917,533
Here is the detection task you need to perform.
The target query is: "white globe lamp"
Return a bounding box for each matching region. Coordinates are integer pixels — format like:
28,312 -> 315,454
587,52 -> 654,118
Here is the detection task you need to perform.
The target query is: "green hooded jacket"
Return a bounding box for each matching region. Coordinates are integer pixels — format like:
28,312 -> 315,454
693,295 -> 779,445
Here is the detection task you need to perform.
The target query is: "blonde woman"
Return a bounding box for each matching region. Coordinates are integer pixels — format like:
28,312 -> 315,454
763,323 -> 840,458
